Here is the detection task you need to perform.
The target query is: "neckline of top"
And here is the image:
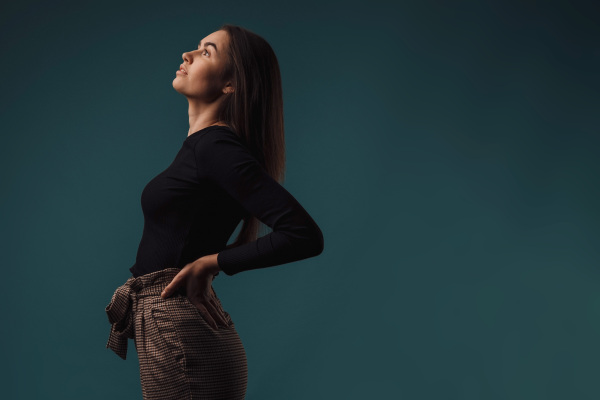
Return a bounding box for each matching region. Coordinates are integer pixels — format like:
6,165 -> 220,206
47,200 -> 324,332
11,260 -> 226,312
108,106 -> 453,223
184,124 -> 232,141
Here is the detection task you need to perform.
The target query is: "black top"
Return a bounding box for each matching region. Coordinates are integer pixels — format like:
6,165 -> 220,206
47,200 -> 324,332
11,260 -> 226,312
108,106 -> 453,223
129,125 -> 324,278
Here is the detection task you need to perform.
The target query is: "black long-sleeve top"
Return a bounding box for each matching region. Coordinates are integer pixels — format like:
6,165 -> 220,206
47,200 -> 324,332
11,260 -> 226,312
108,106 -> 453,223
128,125 -> 324,278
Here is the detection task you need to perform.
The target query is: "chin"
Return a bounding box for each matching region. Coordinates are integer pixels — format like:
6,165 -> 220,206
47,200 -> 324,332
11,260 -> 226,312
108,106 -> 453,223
172,79 -> 183,92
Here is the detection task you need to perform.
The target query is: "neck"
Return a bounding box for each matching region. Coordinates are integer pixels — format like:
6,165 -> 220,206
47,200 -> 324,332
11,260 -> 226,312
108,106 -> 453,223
186,98 -> 227,137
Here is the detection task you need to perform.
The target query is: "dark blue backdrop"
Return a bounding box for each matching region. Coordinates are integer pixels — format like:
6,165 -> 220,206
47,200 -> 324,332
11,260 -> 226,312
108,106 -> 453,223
1,0 -> 598,398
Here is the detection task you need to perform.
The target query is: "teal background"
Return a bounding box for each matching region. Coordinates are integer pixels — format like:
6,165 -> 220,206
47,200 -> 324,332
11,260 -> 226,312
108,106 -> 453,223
1,0 -> 599,399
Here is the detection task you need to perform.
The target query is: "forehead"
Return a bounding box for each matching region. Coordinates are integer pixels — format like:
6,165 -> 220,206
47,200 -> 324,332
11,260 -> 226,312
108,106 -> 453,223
199,30 -> 228,47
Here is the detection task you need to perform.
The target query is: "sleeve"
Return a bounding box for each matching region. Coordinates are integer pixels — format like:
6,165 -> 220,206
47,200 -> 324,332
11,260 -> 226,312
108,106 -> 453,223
194,130 -> 324,276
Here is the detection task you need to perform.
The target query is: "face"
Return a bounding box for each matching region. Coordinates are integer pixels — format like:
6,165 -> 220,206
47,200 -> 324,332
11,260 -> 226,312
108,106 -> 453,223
172,30 -> 232,102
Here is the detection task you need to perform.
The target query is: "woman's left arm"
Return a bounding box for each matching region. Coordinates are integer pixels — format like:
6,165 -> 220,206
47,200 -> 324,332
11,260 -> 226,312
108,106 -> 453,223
161,129 -> 323,328
195,129 -> 324,276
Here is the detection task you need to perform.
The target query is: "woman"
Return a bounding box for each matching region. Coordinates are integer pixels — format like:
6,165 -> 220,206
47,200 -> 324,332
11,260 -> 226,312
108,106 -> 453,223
104,24 -> 324,399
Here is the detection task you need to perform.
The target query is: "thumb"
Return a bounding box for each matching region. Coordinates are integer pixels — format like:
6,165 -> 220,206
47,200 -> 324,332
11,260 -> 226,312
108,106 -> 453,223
161,273 -> 185,298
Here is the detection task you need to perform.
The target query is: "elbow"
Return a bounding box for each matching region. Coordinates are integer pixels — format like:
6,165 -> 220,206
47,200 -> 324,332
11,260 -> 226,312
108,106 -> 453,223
282,221 -> 324,260
308,224 -> 324,257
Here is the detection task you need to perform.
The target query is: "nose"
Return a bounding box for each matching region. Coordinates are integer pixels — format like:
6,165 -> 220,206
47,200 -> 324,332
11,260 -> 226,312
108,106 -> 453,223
182,51 -> 191,63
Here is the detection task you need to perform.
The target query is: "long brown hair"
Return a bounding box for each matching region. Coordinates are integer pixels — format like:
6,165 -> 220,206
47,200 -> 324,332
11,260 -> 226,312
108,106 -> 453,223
215,24 -> 286,249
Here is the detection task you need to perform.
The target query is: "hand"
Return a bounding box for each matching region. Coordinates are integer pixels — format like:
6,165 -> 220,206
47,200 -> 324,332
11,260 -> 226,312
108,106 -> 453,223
160,258 -> 229,330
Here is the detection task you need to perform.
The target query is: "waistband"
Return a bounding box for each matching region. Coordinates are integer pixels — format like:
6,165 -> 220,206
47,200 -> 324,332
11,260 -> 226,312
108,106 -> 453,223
105,268 -> 182,360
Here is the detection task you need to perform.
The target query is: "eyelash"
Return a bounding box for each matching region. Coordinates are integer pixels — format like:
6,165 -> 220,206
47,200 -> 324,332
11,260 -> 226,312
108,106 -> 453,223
198,48 -> 209,56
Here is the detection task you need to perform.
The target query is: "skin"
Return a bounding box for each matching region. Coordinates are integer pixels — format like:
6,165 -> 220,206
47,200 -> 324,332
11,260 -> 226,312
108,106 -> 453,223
160,29 -> 235,330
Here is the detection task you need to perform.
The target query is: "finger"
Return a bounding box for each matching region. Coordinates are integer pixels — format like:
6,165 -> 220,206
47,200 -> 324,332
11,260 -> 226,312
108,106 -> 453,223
209,297 -> 230,328
190,298 -> 219,330
161,272 -> 186,298
209,287 -> 229,326
205,300 -> 227,330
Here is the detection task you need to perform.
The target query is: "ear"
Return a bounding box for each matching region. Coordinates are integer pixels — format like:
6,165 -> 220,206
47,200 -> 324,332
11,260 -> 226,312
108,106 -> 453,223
223,81 -> 235,94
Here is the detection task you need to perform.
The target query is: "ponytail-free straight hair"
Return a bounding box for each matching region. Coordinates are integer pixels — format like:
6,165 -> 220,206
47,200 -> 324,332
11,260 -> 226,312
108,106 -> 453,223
215,24 -> 286,249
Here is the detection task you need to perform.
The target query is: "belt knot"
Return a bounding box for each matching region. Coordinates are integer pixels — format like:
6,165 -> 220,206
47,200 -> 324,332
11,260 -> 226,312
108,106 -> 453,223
105,276 -> 140,360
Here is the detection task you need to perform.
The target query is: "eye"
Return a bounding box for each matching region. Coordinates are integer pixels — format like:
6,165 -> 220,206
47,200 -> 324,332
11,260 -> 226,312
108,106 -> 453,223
195,47 -> 209,56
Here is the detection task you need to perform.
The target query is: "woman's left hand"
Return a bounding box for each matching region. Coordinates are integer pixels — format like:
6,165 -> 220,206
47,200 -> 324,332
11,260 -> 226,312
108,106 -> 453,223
160,257 -> 229,330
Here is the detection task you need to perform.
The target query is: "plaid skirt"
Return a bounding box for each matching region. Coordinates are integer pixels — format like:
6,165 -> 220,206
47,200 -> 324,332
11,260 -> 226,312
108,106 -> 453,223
105,267 -> 248,399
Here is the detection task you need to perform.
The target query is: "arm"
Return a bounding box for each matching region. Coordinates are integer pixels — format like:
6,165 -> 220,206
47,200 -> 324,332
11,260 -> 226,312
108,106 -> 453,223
194,130 -> 324,276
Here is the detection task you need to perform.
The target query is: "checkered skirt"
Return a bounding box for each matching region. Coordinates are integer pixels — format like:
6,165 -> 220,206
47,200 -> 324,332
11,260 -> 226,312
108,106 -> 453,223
105,267 -> 248,399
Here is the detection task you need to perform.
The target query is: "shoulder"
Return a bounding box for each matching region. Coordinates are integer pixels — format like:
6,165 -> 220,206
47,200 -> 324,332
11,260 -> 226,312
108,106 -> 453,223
193,126 -> 239,141
192,127 -> 259,168
191,126 -> 246,149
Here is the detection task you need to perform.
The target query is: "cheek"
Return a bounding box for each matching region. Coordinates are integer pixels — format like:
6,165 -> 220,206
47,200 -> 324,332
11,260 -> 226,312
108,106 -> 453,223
195,75 -> 223,95
190,70 -> 219,87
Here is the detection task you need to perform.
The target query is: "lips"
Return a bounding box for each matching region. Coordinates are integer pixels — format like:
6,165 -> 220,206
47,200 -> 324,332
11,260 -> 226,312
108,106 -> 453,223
179,64 -> 188,75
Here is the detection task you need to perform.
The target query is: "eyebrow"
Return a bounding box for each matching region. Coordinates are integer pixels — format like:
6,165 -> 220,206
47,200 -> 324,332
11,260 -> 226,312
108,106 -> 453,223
198,41 -> 218,53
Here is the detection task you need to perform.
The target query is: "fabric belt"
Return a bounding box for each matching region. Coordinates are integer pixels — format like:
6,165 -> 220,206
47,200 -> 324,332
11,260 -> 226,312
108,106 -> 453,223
105,268 -> 182,360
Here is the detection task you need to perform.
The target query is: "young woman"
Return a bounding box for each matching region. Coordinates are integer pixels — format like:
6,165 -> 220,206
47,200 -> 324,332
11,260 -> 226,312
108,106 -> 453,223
105,24 -> 324,399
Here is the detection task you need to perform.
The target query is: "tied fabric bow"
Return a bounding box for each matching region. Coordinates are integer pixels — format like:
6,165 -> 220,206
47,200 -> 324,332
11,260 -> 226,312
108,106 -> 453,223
105,276 -> 144,360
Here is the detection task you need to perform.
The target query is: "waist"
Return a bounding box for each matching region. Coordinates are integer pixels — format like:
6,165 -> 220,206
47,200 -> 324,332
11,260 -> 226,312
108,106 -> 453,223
105,267 -> 183,360
125,267 -> 182,299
